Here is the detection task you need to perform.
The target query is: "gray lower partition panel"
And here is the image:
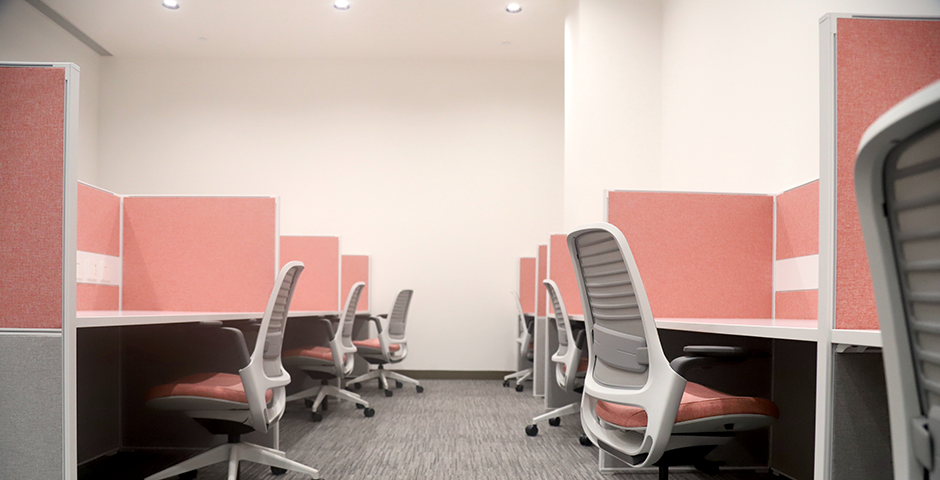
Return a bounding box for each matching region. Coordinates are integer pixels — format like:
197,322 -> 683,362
0,333 -> 63,479
831,349 -> 892,480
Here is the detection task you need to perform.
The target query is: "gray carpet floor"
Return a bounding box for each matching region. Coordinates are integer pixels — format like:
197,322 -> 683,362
192,379 -> 777,480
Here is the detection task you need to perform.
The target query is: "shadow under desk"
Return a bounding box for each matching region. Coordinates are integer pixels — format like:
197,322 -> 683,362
76,311 -> 371,479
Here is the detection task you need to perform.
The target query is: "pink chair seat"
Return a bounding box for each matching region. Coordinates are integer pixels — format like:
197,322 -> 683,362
562,356 -> 590,374
352,338 -> 401,352
283,345 -> 345,362
146,372 -> 272,404
596,382 -> 779,429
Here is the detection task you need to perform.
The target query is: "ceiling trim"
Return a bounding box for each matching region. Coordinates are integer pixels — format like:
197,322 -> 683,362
24,0 -> 112,56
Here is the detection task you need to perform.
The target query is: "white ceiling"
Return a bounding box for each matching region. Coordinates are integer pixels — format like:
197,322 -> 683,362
42,0 -> 565,60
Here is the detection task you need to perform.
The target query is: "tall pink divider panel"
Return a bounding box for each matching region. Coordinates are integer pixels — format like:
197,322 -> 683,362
281,236 -> 340,312
548,234 -> 583,316
775,181 -> 819,320
0,67 -> 65,329
519,257 -> 536,314
77,183 -> 121,311
608,191 -> 774,319
122,197 -> 276,312
537,245 -> 547,317
836,19 -> 940,330
341,254 -> 370,313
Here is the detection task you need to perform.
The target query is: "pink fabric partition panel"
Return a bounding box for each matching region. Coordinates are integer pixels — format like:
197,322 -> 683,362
341,255 -> 369,313
0,67 -> 64,328
836,18 -> 940,329
519,257 -> 536,314
776,181 -> 819,260
122,197 -> 276,312
537,245 -> 547,317
77,183 -> 120,256
77,284 -> 120,311
776,291 -> 819,321
608,191 -> 774,319
281,236 -> 340,312
548,234 -> 583,316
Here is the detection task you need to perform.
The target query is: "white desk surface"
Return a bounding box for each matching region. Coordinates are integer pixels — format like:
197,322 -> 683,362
563,314 -> 819,342
75,310 -> 341,328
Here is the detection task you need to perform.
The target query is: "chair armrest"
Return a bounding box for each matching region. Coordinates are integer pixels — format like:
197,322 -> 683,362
198,321 -> 250,368
525,317 -> 535,335
368,316 -> 384,334
377,314 -> 388,319
314,316 -> 336,339
669,345 -> 748,377
574,329 -> 587,351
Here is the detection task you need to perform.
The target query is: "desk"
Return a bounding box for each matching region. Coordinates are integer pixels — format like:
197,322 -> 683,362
76,310 -> 340,328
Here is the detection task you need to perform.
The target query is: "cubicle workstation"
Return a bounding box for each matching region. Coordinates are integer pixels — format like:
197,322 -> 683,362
819,14 -> 940,480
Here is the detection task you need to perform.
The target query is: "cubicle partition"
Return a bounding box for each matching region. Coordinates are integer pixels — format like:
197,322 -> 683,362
533,245 -> 548,396
518,257 -> 536,315
775,181 -> 820,320
546,234 -> 583,316
0,62 -> 80,480
76,183 -> 121,311
341,254 -> 371,313
280,236 -> 341,313
819,14 -> 940,480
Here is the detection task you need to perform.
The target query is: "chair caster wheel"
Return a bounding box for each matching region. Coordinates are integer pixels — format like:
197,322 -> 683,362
525,424 -> 538,436
356,403 -> 365,409
503,380 -> 510,387
271,466 -> 287,475
354,382 -> 361,390
579,435 -> 593,446
385,389 -> 393,397
416,385 -> 424,393
548,417 -> 561,427
178,471 -> 197,480
310,412 -> 323,422
364,407 -> 375,417
396,380 -> 403,389
515,384 -> 524,392
304,398 -> 314,408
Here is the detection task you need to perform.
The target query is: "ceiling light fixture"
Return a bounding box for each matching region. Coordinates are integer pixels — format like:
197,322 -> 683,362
506,3 -> 522,13
334,0 -> 350,10
162,0 -> 179,9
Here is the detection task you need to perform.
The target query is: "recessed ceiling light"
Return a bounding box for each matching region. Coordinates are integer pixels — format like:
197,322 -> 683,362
162,0 -> 179,10
506,3 -> 522,13
334,0 -> 350,10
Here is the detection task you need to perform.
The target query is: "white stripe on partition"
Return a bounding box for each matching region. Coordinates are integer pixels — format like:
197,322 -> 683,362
774,254 -> 820,292
76,251 -> 122,286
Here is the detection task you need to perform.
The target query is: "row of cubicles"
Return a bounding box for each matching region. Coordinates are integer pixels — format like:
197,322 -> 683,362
515,14 -> 940,480
0,63 -> 372,479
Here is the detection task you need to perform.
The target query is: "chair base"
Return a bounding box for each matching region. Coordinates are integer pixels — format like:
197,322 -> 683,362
286,384 -> 369,411
144,441 -> 319,480
503,368 -> 532,384
532,401 -> 579,424
348,367 -> 421,391
654,445 -> 721,479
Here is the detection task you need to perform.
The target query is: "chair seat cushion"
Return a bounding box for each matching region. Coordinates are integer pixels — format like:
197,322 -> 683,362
595,382 -> 779,429
146,372 -> 272,405
283,345 -> 345,362
352,338 -> 401,352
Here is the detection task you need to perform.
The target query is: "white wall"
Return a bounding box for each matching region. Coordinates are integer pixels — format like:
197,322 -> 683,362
660,0 -> 940,194
563,0 -> 663,230
97,58 -> 564,371
0,0 -> 100,183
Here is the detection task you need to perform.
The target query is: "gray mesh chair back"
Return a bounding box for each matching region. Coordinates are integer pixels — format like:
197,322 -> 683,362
338,282 -> 366,348
856,80 -> 940,480
543,279 -> 581,391
242,261 -> 304,432
567,224 -> 686,467
387,289 -> 414,341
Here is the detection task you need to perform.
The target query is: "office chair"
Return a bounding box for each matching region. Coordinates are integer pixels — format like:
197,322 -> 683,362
503,292 -> 534,392
143,262 -> 320,480
855,79 -> 940,480
283,281 -> 374,421
567,224 -> 779,478
347,289 -> 424,396
525,279 -> 591,445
